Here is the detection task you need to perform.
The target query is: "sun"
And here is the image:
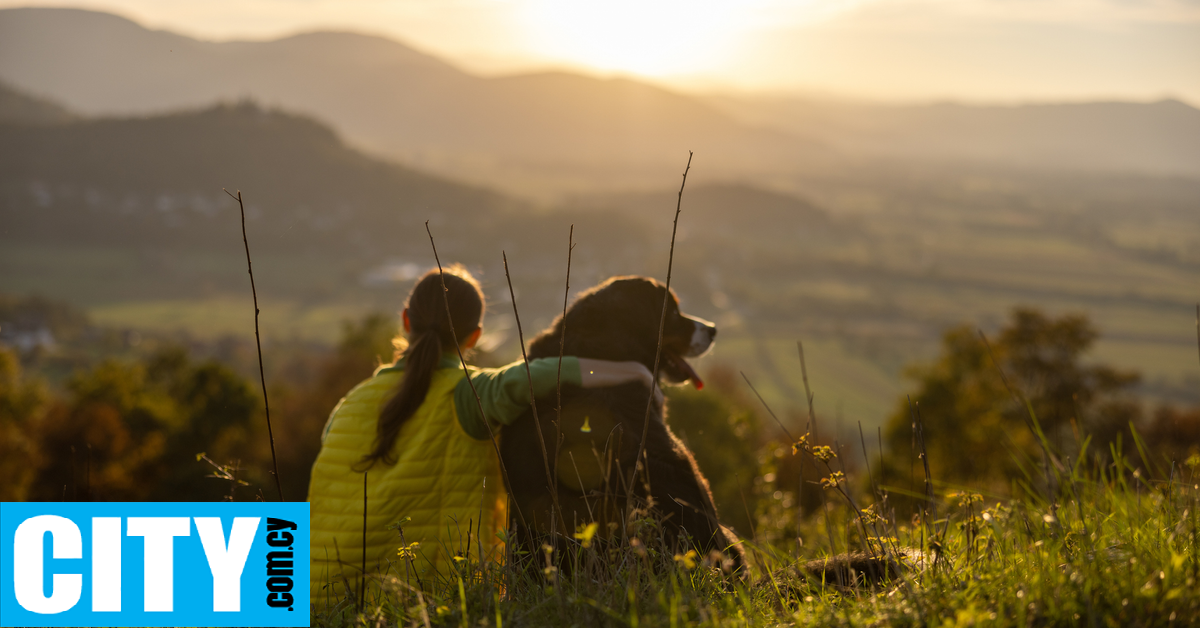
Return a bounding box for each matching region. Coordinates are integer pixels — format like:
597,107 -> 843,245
517,0 -> 749,78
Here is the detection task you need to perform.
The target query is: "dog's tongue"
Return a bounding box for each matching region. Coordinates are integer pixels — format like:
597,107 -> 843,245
667,352 -> 704,390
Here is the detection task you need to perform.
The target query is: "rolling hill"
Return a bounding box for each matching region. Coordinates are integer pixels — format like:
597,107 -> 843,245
0,7 -> 824,197
4,7 -> 1197,201
0,80 -> 77,125
704,95 -> 1200,178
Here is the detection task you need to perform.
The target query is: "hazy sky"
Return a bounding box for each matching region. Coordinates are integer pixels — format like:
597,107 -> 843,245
4,0 -> 1199,103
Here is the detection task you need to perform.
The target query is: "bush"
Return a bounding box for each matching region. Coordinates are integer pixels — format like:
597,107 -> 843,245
879,307 -> 1142,507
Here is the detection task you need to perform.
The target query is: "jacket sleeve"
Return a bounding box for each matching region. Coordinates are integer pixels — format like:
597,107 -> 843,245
454,356 -> 583,440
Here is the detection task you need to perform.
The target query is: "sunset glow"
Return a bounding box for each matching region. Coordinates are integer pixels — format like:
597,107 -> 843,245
516,0 -> 749,77
0,0 -> 1197,102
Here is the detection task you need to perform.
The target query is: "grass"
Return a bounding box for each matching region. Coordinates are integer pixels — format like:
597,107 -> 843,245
311,440 -> 1200,627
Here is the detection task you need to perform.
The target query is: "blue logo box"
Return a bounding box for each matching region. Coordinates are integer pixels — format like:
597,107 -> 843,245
1,502 -> 310,627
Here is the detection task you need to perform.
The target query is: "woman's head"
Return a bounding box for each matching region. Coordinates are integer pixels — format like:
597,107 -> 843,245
361,264 -> 484,468
400,265 -> 485,354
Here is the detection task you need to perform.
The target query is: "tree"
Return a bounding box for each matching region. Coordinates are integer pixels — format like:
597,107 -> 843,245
1143,406 -> 1200,470
0,348 -> 48,500
880,308 -> 1141,499
26,347 -> 261,501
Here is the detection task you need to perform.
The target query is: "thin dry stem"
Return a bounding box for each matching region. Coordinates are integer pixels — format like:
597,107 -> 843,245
740,371 -> 794,442
625,151 -> 693,515
909,398 -> 936,524
425,221 -> 527,532
551,225 -> 575,532
859,420 -> 879,499
223,187 -> 283,502
798,341 -> 818,442
360,471 -> 367,612
502,250 -> 564,530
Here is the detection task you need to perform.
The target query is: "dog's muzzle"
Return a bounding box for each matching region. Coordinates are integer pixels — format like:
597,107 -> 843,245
684,315 -> 717,358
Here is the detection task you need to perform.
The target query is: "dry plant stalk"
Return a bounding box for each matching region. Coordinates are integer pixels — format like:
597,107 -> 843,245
551,226 -> 575,529
626,151 -> 693,515
223,187 -> 283,502
425,222 -> 527,534
503,251 -> 565,531
360,471 -> 367,612
742,370 -> 895,559
798,341 -> 818,441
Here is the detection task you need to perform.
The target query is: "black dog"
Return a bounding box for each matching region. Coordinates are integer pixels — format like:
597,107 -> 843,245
499,276 -> 744,569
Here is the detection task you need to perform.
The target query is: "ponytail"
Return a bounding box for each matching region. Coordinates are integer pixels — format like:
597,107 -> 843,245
358,265 -> 483,468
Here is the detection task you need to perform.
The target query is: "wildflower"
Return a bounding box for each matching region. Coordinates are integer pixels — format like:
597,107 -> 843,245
820,471 -> 845,489
397,541 -> 420,560
574,522 -> 599,548
955,492 -> 984,507
674,549 -> 698,569
811,445 -> 837,462
863,506 -> 887,524
791,433 -> 809,455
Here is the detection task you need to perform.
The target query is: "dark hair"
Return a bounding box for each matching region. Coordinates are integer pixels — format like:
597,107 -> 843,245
358,265 -> 484,468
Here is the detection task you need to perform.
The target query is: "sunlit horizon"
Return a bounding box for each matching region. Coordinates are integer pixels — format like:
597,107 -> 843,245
1,0 -> 1198,104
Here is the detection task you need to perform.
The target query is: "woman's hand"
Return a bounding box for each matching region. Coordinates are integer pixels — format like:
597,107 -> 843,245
577,358 -> 663,404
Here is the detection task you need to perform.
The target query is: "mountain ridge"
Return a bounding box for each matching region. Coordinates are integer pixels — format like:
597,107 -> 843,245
0,79 -> 77,124
0,7 -> 826,198
2,6 -> 1197,199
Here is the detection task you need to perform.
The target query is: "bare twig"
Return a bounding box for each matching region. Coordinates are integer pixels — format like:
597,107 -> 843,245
740,371 -> 794,443
551,226 -> 575,527
503,251 -> 563,529
740,367 -> 815,537
859,421 -> 879,499
425,222 -> 527,532
626,151 -> 693,513
742,370 -> 883,555
798,341 -> 818,442
878,425 -> 887,507
556,226 -> 575,419
223,188 -> 283,502
909,397 -> 936,523
360,471 -> 367,612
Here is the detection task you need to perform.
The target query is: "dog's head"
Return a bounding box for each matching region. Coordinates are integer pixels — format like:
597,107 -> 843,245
529,276 -> 716,389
